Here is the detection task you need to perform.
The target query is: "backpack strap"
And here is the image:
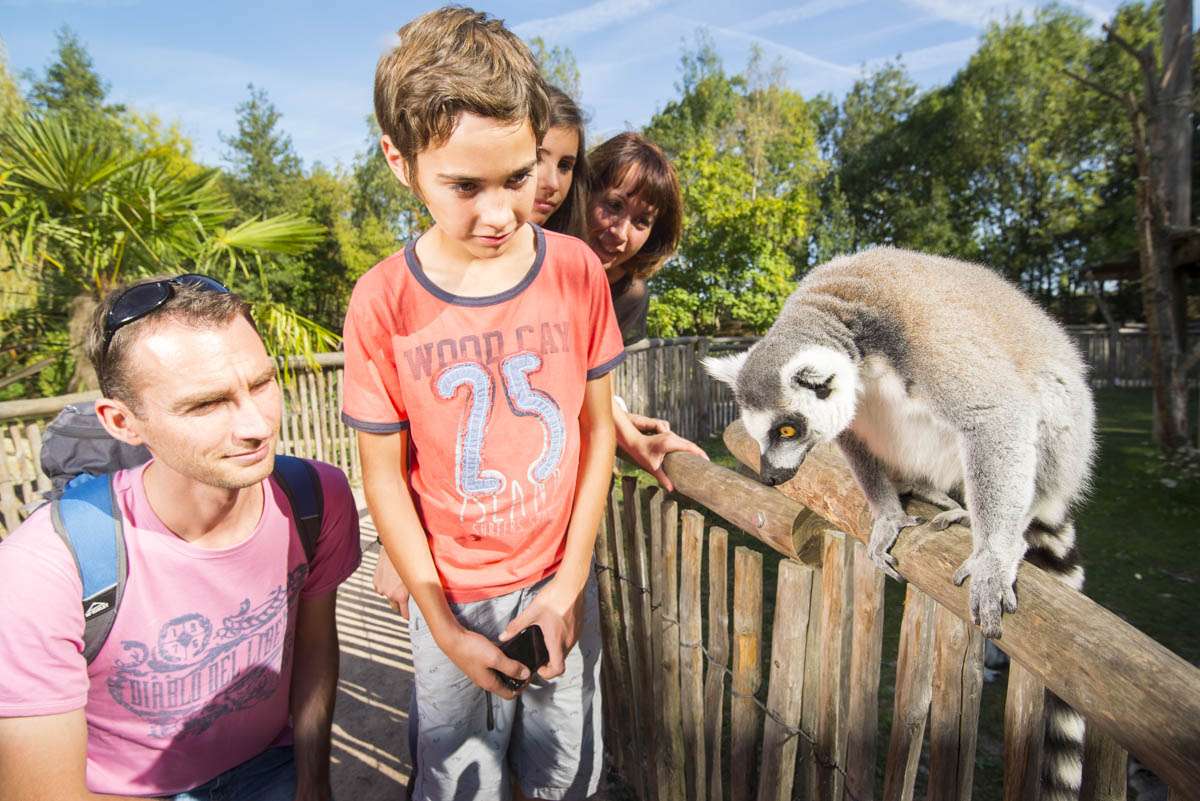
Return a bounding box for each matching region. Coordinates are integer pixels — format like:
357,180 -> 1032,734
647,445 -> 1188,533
272,455 -> 323,563
51,474 -> 126,665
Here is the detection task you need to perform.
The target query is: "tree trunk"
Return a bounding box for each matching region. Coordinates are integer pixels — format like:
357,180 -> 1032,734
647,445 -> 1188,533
1127,0 -> 1194,452
66,293 -> 100,393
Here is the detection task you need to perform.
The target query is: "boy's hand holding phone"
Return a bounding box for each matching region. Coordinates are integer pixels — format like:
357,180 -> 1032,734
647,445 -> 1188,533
437,626 -> 530,700
499,578 -> 585,680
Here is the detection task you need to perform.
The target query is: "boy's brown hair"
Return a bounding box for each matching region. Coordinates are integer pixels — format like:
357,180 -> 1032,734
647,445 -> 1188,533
375,6 -> 550,183
588,132 -> 683,280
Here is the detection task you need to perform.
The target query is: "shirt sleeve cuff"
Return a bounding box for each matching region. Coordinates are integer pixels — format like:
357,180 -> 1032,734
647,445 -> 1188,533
340,412 -> 409,433
586,351 -> 626,381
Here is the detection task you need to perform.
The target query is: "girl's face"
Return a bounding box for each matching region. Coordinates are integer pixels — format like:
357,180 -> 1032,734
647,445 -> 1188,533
531,125 -> 580,224
587,169 -> 658,277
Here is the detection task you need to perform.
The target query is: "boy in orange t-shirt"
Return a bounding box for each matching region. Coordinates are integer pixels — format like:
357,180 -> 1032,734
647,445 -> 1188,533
340,8 -> 623,799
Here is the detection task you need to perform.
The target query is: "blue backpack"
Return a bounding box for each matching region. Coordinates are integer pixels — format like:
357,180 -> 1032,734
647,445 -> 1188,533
38,401 -> 323,664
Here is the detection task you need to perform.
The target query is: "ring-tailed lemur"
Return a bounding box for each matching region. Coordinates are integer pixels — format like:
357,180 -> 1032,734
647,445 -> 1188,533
704,247 -> 1094,801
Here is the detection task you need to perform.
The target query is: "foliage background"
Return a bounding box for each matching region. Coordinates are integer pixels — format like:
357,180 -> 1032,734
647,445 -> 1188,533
1,3 -> 1194,399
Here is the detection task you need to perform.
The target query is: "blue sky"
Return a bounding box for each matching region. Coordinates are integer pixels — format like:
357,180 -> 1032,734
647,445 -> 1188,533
3,0 -> 1138,170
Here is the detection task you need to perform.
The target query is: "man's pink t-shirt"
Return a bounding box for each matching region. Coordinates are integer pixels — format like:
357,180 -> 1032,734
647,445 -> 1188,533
0,459 -> 361,796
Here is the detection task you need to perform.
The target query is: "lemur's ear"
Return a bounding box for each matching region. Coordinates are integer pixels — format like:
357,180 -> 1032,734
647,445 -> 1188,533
702,350 -> 750,388
793,370 -> 834,400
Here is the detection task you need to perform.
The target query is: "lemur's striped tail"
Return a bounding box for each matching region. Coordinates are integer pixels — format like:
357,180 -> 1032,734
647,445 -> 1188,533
1024,517 -> 1086,801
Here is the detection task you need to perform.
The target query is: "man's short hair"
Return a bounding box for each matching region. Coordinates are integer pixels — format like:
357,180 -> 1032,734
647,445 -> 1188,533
86,277 -> 256,408
374,6 -> 550,184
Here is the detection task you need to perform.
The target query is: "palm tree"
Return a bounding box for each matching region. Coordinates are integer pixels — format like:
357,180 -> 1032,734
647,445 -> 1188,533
0,113 -> 338,392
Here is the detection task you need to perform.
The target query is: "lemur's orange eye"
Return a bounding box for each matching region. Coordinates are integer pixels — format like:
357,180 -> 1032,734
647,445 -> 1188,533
778,425 -> 797,439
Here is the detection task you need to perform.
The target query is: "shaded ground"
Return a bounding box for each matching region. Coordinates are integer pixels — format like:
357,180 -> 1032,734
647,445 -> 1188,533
330,511 -> 415,800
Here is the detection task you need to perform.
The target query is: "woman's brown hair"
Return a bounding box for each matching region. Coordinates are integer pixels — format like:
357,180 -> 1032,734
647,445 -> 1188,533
587,132 -> 682,280
541,86 -> 588,240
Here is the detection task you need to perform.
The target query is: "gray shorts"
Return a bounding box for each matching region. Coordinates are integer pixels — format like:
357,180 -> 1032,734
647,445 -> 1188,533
406,572 -> 604,801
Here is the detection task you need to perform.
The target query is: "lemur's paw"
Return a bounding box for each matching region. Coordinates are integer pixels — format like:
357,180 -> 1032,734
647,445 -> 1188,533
867,513 -> 924,581
953,553 -> 1018,639
930,508 -> 970,531
897,483 -> 961,512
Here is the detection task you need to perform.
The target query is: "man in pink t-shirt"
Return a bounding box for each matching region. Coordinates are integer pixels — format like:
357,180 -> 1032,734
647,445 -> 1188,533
0,277 -> 360,801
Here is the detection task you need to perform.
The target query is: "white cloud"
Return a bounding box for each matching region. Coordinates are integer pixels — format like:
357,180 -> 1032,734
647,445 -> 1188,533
738,0 -> 867,33
693,20 -> 858,77
514,0 -> 672,40
902,0 -> 1112,29
873,35 -> 978,73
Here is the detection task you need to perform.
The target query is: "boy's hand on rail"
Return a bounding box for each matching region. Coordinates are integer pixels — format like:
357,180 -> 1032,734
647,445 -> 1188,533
627,412 -> 671,435
438,626 -> 529,700
625,427 -> 709,493
372,552 -> 411,619
500,578 -> 584,681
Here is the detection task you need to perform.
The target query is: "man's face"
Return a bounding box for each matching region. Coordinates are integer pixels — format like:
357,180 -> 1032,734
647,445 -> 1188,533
388,113 -> 538,260
121,316 -> 281,490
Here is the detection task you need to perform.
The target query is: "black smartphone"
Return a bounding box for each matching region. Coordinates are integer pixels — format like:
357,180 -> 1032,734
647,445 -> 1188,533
492,625 -> 549,691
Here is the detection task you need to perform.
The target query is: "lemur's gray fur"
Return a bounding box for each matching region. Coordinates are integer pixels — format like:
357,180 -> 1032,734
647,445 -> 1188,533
704,247 -> 1095,801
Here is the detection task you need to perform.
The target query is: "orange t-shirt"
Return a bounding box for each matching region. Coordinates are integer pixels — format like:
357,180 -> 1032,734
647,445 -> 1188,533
341,225 -> 625,602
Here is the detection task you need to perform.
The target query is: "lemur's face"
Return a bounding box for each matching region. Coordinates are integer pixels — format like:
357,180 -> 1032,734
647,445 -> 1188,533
704,344 -> 859,487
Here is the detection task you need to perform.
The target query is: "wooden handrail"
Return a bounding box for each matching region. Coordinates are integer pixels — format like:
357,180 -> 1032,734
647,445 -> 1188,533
659,452 -> 825,565
714,420 -> 1200,793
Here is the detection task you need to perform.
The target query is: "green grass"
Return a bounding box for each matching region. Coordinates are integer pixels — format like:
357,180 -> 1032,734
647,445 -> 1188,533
609,388 -> 1200,799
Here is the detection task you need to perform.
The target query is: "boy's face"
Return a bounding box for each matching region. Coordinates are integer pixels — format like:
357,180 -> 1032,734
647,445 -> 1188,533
384,113 -> 538,259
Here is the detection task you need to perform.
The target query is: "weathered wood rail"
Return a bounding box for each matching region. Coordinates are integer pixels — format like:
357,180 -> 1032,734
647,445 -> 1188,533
592,429 -> 1200,801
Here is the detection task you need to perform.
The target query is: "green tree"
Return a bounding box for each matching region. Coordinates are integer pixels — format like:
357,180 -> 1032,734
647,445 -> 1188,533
644,39 -> 821,335
221,84 -> 305,219
0,115 -> 335,393
0,38 -> 24,123
25,27 -> 124,133
528,37 -> 581,99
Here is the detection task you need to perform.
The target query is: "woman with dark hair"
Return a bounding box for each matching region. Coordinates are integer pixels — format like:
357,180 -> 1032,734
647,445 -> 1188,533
586,131 -> 683,348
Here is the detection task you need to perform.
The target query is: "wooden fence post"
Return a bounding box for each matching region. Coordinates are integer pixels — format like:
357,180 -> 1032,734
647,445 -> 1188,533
680,511 -> 707,801
816,534 -> 854,801
706,527 -> 731,801
611,479 -> 648,800
927,602 -> 985,801
883,585 -> 937,801
845,540 -> 887,801
594,485 -> 626,781
1004,662 -> 1046,801
659,499 -> 687,801
731,547 -> 764,801
756,559 -> 816,801
1080,728 -> 1128,801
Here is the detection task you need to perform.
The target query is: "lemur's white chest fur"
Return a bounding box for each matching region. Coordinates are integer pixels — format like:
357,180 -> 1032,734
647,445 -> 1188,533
849,355 -> 963,492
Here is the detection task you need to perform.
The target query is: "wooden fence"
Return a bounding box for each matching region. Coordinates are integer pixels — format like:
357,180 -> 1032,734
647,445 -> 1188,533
594,434 -> 1200,801
0,339 -> 745,536
3,336 -> 1200,796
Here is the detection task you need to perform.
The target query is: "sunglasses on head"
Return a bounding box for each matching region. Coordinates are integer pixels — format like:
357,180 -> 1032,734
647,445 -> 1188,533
102,273 -> 230,354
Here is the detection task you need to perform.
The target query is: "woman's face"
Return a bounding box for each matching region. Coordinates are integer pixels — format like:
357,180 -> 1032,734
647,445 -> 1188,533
531,125 -> 580,225
587,170 -> 658,277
